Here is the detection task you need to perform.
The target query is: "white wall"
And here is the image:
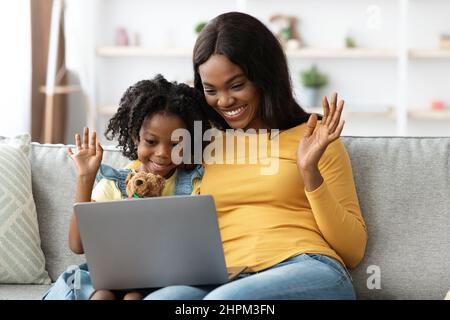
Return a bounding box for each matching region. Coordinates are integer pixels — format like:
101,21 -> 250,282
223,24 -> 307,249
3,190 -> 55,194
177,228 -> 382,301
0,0 -> 30,137
65,0 -> 450,143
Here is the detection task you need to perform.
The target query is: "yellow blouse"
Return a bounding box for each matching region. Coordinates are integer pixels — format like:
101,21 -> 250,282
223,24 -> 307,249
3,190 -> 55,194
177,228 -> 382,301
199,123 -> 367,272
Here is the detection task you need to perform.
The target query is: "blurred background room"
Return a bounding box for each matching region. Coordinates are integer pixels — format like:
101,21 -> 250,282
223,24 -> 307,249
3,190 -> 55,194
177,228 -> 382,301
1,0 -> 450,145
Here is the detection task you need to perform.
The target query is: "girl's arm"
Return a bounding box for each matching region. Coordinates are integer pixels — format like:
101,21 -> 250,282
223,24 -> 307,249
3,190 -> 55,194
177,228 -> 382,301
67,128 -> 103,254
68,176 -> 95,254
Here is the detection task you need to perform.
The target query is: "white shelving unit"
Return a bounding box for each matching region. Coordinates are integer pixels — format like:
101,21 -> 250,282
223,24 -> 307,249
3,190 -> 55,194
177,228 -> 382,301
91,0 -> 450,137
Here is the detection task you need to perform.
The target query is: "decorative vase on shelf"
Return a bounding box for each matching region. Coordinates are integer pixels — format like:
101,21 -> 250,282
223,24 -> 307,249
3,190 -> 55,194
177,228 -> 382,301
300,65 -> 328,109
303,87 -> 320,108
115,27 -> 129,46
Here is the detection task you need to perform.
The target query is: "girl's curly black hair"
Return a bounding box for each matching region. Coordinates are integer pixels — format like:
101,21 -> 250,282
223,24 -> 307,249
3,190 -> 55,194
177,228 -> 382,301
105,74 -> 211,161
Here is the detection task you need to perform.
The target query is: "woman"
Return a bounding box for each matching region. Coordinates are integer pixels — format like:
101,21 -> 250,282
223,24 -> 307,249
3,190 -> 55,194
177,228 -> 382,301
144,11 -> 367,300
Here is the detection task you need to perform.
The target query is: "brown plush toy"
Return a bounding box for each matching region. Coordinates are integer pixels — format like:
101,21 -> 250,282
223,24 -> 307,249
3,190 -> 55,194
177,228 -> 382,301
125,171 -> 166,198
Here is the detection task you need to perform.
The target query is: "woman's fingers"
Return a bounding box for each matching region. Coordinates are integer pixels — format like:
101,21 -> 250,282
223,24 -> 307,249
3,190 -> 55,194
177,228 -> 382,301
330,120 -> 345,141
331,91 -> 338,107
329,99 -> 345,133
321,96 -> 330,124
325,92 -> 338,127
67,147 -> 73,157
303,113 -> 318,138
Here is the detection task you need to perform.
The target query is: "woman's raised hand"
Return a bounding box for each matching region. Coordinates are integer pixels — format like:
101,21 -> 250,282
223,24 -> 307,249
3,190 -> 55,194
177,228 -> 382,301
296,92 -> 345,172
67,127 -> 103,178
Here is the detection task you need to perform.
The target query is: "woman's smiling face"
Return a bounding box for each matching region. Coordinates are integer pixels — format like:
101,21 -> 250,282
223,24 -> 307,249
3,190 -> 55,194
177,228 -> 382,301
198,54 -> 265,130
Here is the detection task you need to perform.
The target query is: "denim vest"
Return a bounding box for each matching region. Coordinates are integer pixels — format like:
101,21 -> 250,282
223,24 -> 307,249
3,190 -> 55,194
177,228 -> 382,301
95,163 -> 204,197
174,164 -> 204,195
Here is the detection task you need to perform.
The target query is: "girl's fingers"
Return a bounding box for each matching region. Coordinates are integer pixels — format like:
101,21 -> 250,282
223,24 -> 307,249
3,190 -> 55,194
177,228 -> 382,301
75,133 -> 81,150
90,131 -> 97,149
329,99 -> 345,133
96,142 -> 103,160
83,127 -> 89,148
67,147 -> 73,157
321,96 -> 330,125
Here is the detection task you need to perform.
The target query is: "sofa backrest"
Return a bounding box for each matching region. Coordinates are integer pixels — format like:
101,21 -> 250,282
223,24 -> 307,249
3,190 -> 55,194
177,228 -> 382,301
29,137 -> 450,299
29,143 -> 129,282
342,137 -> 449,300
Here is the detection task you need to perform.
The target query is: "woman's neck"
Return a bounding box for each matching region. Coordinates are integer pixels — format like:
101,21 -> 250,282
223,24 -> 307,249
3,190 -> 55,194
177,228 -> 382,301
244,117 -> 270,131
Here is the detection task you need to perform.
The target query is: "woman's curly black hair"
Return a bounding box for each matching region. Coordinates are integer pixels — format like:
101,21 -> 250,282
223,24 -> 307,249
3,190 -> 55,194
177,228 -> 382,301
105,74 -> 211,161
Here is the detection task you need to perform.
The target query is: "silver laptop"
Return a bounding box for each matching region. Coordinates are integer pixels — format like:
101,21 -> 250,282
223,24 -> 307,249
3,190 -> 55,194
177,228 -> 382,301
74,195 -> 246,290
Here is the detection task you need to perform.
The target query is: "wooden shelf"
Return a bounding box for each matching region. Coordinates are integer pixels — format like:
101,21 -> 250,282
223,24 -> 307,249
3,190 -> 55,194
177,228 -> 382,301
286,48 -> 397,59
39,85 -> 81,94
409,49 -> 450,59
408,109 -> 450,120
97,46 -> 192,57
302,107 -> 396,118
307,107 -> 450,120
97,46 -> 397,59
96,46 -> 450,60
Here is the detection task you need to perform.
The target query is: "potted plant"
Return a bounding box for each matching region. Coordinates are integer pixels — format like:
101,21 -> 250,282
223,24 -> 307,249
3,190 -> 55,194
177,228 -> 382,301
300,65 -> 328,108
345,36 -> 356,48
195,21 -> 208,34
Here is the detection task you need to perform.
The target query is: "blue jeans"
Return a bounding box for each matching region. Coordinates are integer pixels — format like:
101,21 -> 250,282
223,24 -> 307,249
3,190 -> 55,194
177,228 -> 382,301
143,253 -> 355,300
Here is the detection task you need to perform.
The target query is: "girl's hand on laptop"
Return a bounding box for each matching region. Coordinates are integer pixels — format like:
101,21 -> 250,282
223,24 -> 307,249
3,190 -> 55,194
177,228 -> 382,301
67,127 -> 104,179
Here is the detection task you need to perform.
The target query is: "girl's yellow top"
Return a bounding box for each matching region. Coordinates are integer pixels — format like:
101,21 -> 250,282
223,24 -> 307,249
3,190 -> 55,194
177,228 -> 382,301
91,161 -> 176,201
199,123 -> 367,272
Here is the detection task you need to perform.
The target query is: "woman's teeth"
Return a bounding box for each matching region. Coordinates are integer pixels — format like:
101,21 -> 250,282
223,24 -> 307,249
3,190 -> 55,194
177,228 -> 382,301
223,106 -> 245,117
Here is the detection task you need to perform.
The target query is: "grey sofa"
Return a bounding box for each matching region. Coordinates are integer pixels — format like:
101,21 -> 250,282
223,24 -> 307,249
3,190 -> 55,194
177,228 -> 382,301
0,137 -> 449,300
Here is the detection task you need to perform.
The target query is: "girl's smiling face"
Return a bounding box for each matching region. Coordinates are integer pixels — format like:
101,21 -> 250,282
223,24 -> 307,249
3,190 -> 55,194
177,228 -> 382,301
199,54 -> 265,130
136,112 -> 186,178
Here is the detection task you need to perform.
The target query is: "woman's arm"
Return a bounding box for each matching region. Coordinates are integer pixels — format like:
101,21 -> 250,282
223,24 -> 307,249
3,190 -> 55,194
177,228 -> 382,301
67,128 -> 103,254
303,140 -> 367,268
297,93 -> 367,268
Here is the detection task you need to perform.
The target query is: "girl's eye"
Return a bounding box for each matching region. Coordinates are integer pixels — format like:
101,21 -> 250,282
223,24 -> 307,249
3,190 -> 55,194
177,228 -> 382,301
204,89 -> 216,95
146,139 -> 156,145
231,83 -> 244,90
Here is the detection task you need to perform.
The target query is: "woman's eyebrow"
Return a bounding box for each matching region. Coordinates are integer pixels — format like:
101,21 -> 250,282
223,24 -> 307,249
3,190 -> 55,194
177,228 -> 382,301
203,74 -> 245,87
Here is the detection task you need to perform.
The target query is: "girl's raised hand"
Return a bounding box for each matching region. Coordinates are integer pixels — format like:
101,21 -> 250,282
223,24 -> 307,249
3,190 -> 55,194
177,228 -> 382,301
67,127 -> 103,178
296,92 -> 345,172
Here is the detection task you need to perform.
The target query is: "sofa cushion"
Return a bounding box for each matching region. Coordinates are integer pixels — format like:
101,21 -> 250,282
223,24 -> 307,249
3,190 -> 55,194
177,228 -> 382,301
0,134 -> 51,284
342,137 -> 450,300
0,284 -> 51,300
30,143 -> 129,281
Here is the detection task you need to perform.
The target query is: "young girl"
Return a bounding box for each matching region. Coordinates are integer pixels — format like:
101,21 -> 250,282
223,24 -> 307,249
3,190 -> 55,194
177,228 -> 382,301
43,74 -> 210,300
